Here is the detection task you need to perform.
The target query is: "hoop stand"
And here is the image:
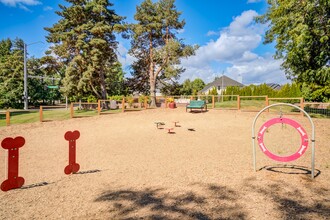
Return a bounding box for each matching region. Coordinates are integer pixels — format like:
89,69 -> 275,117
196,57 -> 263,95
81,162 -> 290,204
252,103 -> 315,179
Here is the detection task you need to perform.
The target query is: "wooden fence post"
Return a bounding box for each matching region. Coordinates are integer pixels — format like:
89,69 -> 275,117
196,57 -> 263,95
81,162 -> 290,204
165,97 -> 167,108
98,100 -> 101,115
265,96 -> 269,112
144,97 -> 147,110
212,95 -> 215,109
6,110 -> 10,126
300,98 -> 304,116
237,96 -> 240,110
39,106 -> 43,122
122,97 -> 125,113
70,103 -> 74,118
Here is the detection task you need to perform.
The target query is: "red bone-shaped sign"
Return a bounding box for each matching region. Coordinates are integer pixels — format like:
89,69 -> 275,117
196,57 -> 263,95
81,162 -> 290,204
1,136 -> 25,191
64,130 -> 80,175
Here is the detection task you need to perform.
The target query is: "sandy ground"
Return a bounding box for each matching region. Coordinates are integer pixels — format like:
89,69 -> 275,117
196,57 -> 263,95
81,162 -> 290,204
0,108 -> 329,220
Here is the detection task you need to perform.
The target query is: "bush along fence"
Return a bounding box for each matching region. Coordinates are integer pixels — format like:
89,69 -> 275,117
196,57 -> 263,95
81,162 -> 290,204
1,96 -> 329,126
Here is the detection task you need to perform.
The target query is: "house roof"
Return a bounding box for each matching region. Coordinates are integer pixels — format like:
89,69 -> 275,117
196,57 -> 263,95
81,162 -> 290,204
200,75 -> 244,93
266,83 -> 282,90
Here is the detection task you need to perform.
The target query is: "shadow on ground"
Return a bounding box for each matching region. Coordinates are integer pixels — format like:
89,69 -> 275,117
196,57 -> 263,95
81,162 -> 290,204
95,183 -> 246,219
243,176 -> 330,219
259,164 -> 321,178
94,176 -> 330,219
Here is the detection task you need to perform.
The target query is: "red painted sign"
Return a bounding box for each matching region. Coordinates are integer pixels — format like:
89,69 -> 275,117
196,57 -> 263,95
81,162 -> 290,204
64,130 -> 80,174
1,137 -> 25,191
257,118 -> 309,162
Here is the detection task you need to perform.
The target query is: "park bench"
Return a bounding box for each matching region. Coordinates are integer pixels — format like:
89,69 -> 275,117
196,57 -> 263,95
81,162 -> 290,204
186,100 -> 207,112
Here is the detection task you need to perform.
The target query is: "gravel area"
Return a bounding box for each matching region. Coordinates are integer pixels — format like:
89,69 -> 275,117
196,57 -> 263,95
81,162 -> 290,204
0,108 -> 329,219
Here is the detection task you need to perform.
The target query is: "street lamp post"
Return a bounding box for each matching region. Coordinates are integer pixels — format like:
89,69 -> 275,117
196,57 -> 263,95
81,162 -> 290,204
221,72 -> 224,102
23,41 -> 44,110
23,43 -> 28,110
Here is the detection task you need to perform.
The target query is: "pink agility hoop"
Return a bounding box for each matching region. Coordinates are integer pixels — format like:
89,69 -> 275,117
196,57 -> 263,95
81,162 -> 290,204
257,117 -> 309,162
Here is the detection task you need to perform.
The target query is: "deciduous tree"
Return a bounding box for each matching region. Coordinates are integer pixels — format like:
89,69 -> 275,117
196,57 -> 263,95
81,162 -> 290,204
0,38 -> 24,108
257,0 -> 330,101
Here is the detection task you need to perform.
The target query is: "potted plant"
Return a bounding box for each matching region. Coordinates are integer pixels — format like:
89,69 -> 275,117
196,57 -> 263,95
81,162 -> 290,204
167,97 -> 176,109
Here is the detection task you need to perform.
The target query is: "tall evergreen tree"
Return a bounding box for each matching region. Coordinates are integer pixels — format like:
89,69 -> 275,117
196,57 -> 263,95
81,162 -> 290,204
126,56 -> 150,95
45,0 -> 125,100
191,78 -> 205,95
129,0 -> 197,107
257,0 -> 330,101
181,79 -> 192,95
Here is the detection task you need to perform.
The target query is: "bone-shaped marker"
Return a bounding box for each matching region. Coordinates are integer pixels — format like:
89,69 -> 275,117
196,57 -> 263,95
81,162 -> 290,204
1,137 -> 25,191
64,130 -> 80,175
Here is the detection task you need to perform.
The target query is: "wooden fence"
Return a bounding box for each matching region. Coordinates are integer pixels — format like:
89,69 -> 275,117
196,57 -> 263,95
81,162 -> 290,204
1,96 -> 329,126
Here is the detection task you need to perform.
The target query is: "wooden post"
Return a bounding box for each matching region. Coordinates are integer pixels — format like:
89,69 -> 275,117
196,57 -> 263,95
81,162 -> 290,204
122,97 -> 125,113
70,103 -> 74,118
165,97 -> 167,108
144,97 -> 147,110
6,110 -> 10,126
97,100 -> 101,115
237,96 -> 240,110
39,106 -> 43,122
300,98 -> 304,116
212,95 -> 215,109
265,96 -> 269,112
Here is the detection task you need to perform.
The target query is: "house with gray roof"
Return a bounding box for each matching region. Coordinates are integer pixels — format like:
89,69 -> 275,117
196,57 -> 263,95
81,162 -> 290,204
199,75 -> 244,94
266,83 -> 282,90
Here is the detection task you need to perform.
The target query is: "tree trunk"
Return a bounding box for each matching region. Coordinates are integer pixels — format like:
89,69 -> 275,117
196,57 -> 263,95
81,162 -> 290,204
99,68 -> 109,109
99,68 -> 107,100
149,75 -> 156,107
148,33 -> 157,107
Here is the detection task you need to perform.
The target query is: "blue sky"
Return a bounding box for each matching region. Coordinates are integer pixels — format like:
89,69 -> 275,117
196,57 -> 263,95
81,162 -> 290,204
0,0 -> 290,85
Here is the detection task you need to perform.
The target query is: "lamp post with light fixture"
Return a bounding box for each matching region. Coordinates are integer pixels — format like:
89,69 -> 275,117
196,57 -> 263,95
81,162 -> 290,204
23,41 -> 44,110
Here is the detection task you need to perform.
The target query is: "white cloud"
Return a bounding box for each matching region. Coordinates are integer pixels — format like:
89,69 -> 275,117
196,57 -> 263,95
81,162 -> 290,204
116,42 -> 136,70
43,6 -> 53,11
18,3 -> 31,11
182,10 -> 262,68
0,0 -> 41,6
206,30 -> 219,36
226,56 -> 290,84
247,0 -> 262,3
180,10 -> 289,85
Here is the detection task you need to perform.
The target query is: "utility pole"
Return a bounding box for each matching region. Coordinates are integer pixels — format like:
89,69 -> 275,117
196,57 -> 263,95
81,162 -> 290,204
221,71 -> 224,102
23,41 -> 44,110
23,43 -> 28,110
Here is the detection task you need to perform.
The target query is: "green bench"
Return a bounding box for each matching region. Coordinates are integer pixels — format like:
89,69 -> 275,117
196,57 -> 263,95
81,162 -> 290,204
186,100 -> 207,112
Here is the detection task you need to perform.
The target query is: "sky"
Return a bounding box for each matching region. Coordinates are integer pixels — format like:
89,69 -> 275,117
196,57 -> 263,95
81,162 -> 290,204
0,0 -> 290,85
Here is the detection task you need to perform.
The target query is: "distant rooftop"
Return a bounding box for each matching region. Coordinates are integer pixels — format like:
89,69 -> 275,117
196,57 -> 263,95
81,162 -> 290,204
266,83 -> 282,90
200,75 -> 244,93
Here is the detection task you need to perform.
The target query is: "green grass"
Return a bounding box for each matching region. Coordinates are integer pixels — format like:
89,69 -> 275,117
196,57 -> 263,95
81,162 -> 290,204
214,100 -> 239,109
0,106 -> 149,127
239,99 -> 267,110
43,110 -> 71,121
0,109 -> 73,127
100,109 -> 122,114
74,109 -> 98,117
0,110 -> 39,126
208,100 -> 265,110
